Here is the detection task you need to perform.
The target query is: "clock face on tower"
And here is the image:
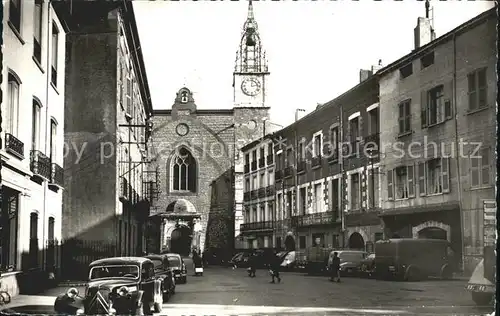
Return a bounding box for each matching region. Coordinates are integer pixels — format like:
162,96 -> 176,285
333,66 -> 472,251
241,77 -> 261,96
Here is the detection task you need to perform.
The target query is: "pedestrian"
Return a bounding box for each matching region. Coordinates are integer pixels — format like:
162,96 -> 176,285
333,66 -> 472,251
269,253 -> 281,283
247,253 -> 256,277
329,251 -> 341,282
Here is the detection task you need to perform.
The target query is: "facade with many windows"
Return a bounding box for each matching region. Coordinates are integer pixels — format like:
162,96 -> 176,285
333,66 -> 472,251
1,0 -> 67,296
53,2 -> 154,266
378,7 -> 496,274
241,137 -> 275,249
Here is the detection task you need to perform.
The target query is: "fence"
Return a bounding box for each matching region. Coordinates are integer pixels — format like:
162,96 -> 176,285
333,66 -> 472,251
59,239 -> 117,280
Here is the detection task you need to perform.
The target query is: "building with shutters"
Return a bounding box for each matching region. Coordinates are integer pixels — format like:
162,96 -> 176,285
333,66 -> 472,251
52,1 -> 155,275
1,0 -> 68,296
259,67 -> 382,253
240,136 -> 275,249
377,7 -> 496,275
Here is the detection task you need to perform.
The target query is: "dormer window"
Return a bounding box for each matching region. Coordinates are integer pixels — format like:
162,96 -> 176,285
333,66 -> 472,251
181,91 -> 188,103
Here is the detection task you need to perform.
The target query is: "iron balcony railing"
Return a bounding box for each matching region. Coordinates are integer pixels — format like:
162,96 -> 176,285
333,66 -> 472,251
311,156 -> 322,168
327,147 -> 339,163
275,170 -> 283,181
266,154 -> 273,165
5,133 -> 24,158
250,190 -> 258,200
30,150 -> 51,179
243,192 -> 250,201
240,220 -> 273,232
265,185 -> 275,196
293,211 -> 337,227
297,160 -> 306,173
258,187 -> 266,198
51,163 -> 64,187
244,164 -> 250,174
284,166 -> 293,178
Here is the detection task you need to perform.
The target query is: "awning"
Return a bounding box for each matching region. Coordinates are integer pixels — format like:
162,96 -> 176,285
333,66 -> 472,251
379,202 -> 460,217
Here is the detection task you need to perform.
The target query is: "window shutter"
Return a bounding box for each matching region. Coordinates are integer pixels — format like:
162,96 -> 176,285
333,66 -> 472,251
387,169 -> 394,200
418,162 -> 426,196
480,147 -> 490,186
421,91 -> 427,127
346,119 -> 351,142
470,156 -> 480,187
358,115 -> 363,140
407,164 -> 415,197
444,80 -> 453,119
441,157 -> 450,193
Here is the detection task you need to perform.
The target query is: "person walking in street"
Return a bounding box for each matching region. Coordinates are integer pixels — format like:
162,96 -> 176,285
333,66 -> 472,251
269,253 -> 281,283
247,252 -> 257,278
329,252 -> 341,282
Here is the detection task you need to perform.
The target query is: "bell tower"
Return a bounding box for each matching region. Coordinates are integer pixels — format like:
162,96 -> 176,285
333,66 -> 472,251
233,0 -> 270,108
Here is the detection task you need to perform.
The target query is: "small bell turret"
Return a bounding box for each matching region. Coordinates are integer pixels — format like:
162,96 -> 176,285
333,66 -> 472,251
246,28 -> 256,46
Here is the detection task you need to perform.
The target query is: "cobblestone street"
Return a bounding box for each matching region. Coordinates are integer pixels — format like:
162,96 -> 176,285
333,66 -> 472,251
2,265 -> 494,316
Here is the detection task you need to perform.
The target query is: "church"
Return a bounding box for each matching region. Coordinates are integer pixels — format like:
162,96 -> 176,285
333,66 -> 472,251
146,0 -> 272,256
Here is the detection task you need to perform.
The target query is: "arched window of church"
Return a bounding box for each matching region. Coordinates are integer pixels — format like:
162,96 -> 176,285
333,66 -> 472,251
181,91 -> 188,103
171,147 -> 197,192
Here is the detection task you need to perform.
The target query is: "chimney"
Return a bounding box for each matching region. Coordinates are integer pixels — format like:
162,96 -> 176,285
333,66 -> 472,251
371,59 -> 383,74
414,0 -> 436,49
359,69 -> 373,83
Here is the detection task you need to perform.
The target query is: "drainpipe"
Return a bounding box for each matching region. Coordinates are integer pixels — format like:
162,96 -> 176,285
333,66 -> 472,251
42,0 -> 54,274
339,104 -> 345,248
452,33 -> 465,272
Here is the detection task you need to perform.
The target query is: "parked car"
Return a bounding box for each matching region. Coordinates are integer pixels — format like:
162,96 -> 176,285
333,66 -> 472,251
144,254 -> 176,300
166,253 -> 187,284
280,251 -> 296,270
53,257 -> 164,315
327,250 -> 368,276
358,253 -> 376,276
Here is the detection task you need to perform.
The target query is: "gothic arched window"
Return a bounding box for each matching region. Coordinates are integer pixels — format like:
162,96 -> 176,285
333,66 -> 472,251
171,147 -> 197,192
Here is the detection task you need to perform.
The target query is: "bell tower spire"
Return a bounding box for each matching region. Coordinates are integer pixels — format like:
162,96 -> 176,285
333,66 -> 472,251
233,0 -> 270,107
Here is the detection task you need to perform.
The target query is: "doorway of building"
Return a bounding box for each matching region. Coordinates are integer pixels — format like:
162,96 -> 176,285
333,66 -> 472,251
284,235 -> 296,251
170,225 -> 192,256
418,227 -> 447,240
348,232 -> 365,250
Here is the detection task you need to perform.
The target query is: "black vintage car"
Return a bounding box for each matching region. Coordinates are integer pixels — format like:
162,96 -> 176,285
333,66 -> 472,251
165,253 -> 187,284
144,254 -> 176,300
54,257 -> 164,315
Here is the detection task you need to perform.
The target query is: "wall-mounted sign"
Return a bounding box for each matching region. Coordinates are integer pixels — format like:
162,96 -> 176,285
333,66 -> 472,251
483,200 -> 496,246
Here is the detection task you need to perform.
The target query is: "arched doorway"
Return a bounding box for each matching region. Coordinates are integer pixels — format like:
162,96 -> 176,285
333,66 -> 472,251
284,235 -> 296,251
348,232 -> 365,249
170,225 -> 192,256
418,227 -> 447,240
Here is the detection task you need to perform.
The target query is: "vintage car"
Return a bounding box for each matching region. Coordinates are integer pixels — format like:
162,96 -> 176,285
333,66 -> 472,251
54,257 -> 164,315
165,253 -> 187,284
144,254 -> 176,300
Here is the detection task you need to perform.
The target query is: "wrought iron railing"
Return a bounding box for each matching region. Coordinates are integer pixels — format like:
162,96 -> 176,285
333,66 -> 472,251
327,148 -> 339,162
265,185 -> 275,196
251,161 -> 257,171
294,211 -> 336,227
284,166 -> 293,178
243,192 -> 250,201
258,157 -> 265,168
311,156 -> 322,168
5,133 -> 24,158
51,163 -> 64,187
240,221 -> 273,231
244,164 -> 250,174
250,190 -> 258,200
258,187 -> 266,198
30,150 -> 51,179
297,160 -> 306,173
275,170 -> 283,181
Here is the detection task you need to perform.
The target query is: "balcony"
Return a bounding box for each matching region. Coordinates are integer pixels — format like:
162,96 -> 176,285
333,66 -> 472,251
294,211 -> 336,227
284,166 -> 293,178
258,157 -> 265,168
240,220 -> 273,232
311,156 -> 321,168
244,164 -> 250,173
258,187 -> 266,198
275,170 -> 283,181
251,161 -> 257,171
143,180 -> 158,202
265,185 -> 275,196
50,163 -> 64,188
119,176 -> 129,201
244,191 -> 250,201
5,133 -> 24,159
327,148 -> 339,163
297,160 -> 306,173
250,190 -> 258,200
30,150 -> 51,180
266,154 -> 273,165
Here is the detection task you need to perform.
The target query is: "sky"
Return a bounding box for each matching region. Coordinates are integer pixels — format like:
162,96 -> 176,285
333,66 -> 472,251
133,0 -> 494,128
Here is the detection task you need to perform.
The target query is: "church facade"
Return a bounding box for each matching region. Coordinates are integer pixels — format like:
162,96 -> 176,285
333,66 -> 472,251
147,1 -> 271,256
